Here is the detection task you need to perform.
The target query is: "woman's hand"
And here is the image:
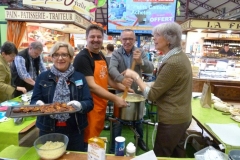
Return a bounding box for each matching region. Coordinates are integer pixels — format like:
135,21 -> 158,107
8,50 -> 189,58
16,87 -> 27,94
127,88 -> 135,93
123,69 -> 138,80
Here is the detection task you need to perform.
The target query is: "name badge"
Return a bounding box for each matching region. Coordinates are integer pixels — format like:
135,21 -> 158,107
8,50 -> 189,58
75,79 -> 83,86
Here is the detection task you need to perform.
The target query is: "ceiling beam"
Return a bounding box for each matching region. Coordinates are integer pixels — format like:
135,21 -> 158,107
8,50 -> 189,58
188,10 -> 208,18
189,0 -> 223,14
191,0 -> 209,11
185,0 -> 190,19
198,0 -> 232,16
178,0 -> 208,19
215,5 -> 240,19
229,0 -> 240,5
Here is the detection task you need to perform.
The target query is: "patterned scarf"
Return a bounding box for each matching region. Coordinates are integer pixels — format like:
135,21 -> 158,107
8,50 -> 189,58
161,47 -> 182,63
50,64 -> 74,121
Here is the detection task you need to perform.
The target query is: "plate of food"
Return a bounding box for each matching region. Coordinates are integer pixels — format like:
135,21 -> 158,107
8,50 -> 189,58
5,102 -> 80,118
229,107 -> 240,116
213,102 -> 232,113
231,115 -> 240,123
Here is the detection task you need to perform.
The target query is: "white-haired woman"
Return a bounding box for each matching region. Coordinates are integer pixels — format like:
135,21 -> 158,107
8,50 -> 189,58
124,22 -> 192,157
30,42 -> 93,151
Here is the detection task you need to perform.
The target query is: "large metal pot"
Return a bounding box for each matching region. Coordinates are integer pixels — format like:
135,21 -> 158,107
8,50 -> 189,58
113,93 -> 146,121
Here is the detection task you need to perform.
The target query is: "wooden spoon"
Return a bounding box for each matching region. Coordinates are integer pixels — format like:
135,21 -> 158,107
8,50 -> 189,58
122,60 -> 136,99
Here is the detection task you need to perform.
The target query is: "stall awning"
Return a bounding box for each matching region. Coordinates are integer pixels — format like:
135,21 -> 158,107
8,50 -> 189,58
5,9 -> 92,30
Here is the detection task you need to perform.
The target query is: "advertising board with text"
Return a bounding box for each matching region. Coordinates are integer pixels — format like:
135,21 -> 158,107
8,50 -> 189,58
107,0 -> 177,35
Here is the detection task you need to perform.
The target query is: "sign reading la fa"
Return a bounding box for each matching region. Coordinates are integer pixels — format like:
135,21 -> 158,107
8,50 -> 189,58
207,21 -> 240,29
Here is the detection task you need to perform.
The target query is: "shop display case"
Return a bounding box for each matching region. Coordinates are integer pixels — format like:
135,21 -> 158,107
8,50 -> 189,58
197,57 -> 239,79
191,56 -> 240,102
190,57 -> 240,102
202,37 -> 240,58
189,36 -> 240,80
179,18 -> 240,102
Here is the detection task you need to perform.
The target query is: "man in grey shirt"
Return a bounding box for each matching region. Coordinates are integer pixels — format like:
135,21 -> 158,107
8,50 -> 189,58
108,29 -> 154,153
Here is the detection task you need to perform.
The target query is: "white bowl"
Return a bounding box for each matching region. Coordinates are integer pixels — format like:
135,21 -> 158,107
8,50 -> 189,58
34,133 -> 69,160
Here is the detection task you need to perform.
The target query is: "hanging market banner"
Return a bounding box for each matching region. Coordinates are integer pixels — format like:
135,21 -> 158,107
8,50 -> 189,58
5,9 -> 92,29
22,0 -> 95,20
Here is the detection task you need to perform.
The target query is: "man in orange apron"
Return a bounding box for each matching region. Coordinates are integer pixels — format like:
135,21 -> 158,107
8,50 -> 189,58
73,24 -> 130,148
84,49 -> 108,142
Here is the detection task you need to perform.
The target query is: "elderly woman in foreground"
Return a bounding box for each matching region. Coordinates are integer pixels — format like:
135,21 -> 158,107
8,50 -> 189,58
124,22 -> 192,158
30,42 -> 93,151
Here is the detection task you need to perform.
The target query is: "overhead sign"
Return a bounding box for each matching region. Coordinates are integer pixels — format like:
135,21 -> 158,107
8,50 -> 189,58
181,19 -> 240,31
107,0 -> 177,35
5,9 -> 92,29
22,0 -> 95,20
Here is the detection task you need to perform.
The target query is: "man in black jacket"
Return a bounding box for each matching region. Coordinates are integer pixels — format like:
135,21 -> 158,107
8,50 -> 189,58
219,43 -> 234,56
11,41 -> 47,97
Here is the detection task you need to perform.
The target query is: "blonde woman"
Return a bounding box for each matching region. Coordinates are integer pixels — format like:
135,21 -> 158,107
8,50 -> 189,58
30,42 -> 93,151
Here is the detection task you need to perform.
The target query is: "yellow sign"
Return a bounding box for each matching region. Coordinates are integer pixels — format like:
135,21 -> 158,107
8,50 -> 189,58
22,0 -> 95,20
181,19 -> 240,31
5,9 -> 92,29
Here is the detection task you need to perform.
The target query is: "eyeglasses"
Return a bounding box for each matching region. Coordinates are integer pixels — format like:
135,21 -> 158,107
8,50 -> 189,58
122,38 -> 134,42
52,53 -> 70,59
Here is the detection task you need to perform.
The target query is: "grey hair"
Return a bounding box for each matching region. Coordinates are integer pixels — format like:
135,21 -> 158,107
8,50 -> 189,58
30,41 -> 43,51
152,22 -> 182,50
120,29 -> 136,38
49,42 -> 74,58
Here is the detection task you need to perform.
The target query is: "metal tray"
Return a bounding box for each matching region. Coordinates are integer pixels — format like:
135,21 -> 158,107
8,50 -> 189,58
5,104 -> 80,118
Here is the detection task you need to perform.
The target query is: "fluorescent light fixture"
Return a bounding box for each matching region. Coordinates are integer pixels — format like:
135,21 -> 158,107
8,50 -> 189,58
227,30 -> 232,34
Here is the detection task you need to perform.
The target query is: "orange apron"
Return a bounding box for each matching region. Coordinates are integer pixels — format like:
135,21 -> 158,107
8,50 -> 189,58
84,49 -> 108,143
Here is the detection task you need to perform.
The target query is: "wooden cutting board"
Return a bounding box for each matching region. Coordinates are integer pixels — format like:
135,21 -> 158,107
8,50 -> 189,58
56,152 -> 172,160
57,152 -> 132,160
